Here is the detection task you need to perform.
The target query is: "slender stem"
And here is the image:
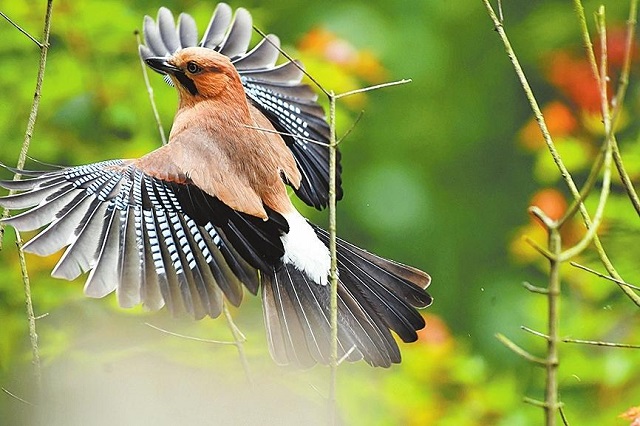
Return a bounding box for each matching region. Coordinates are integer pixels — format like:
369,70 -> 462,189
572,0 -> 601,86
609,0 -> 640,217
521,326 -> 550,341
570,262 -> 640,290
522,281 -> 549,294
334,79 -> 412,99
16,234 -> 41,391
0,11 -> 44,48
252,26 -> 330,98
562,338 -> 640,348
593,238 -> 640,306
495,333 -> 547,365
241,124 -> 328,147
1,387 -> 35,407
222,302 -> 253,385
482,0 -> 583,211
545,228 -> 562,426
0,0 -> 54,395
557,146 -> 605,228
571,0 -> 640,308
611,0 -> 638,128
327,90 -> 339,425
144,322 -> 240,345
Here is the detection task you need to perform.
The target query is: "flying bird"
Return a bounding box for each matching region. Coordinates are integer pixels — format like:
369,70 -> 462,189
0,3 -> 432,368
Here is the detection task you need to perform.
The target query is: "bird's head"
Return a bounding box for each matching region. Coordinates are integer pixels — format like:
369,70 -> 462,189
145,47 -> 241,102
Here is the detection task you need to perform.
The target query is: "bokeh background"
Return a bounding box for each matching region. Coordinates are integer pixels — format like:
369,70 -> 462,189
1,1 -> 640,424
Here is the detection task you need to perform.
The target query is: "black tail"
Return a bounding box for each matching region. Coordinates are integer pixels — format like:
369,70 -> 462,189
261,225 -> 432,368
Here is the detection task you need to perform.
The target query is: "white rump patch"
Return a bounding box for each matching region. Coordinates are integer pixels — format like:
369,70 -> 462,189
281,211 -> 331,285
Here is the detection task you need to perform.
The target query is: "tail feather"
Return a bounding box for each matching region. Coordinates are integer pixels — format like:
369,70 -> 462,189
263,265 -> 367,367
262,225 -> 432,367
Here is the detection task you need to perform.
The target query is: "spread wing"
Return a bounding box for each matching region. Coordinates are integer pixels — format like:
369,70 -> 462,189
0,161 -> 289,319
138,3 -> 342,210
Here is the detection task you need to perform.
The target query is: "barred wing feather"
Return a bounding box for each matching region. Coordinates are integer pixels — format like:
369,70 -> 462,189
0,161 -> 291,319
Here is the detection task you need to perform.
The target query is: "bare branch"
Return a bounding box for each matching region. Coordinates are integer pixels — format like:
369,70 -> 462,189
241,124 -> 329,147
495,333 -> 547,366
334,79 -> 412,99
2,387 -> 35,407
0,11 -> 44,48
570,262 -> 640,291
144,322 -> 240,345
562,338 -> 640,349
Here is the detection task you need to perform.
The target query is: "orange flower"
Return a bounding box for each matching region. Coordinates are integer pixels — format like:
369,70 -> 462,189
416,313 -> 451,346
530,188 -> 568,224
547,52 -> 601,113
298,27 -> 387,83
594,27 -> 638,69
519,101 -> 577,150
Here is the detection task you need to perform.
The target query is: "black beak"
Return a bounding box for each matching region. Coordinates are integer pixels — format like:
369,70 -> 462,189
145,56 -> 181,75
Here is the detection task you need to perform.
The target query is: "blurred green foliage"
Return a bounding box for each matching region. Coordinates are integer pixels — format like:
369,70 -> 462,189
1,1 -> 640,425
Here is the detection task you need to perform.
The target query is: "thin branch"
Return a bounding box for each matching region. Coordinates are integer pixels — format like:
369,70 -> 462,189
524,236 -> 555,260
557,146 -> 605,227
222,303 -> 253,385
328,89 -> 339,426
521,326 -> 551,341
135,30 -> 167,146
0,0 -> 55,394
559,405 -> 571,426
482,0 -> 584,217
523,281 -> 550,294
16,236 -> 41,390
562,338 -> 640,349
2,387 -> 35,407
336,110 -> 364,145
572,0 -> 601,86
252,26 -> 330,98
570,262 -> 640,291
337,346 -> 357,366
144,322 -> 240,345
0,11 -> 44,48
609,0 -> 640,217
545,227 -> 562,426
524,397 -> 549,408
593,238 -> 640,306
334,79 -> 412,99
611,0 -> 638,128
570,0 -> 640,309
241,124 -> 329,147
496,333 -> 547,366
529,206 -> 556,229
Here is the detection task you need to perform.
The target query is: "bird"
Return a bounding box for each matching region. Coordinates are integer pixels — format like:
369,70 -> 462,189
0,3 -> 432,368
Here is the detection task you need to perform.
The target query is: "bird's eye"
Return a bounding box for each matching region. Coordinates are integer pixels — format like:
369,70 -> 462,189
186,61 -> 201,74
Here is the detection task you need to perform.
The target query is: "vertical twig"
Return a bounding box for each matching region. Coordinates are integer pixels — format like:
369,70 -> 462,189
0,0 -> 55,393
327,90 -> 339,425
254,25 -> 411,422
222,303 -> 253,385
571,0 -> 640,307
545,228 -> 561,426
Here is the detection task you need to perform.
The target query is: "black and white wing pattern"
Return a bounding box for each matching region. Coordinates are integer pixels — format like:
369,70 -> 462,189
138,3 -> 342,210
0,161 -> 289,319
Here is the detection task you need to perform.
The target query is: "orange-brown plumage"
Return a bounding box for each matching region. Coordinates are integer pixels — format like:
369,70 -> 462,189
135,47 -> 301,219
